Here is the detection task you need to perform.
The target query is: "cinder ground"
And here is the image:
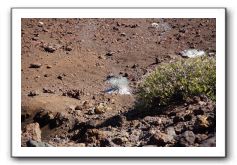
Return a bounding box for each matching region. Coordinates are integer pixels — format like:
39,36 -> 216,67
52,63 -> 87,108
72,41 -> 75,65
21,18 -> 216,147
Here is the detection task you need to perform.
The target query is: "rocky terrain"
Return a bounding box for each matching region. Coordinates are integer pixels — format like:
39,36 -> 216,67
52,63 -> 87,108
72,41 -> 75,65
21,18 -> 216,147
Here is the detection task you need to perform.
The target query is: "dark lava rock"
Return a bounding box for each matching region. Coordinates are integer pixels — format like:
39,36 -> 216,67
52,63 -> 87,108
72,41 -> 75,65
44,45 -> 56,53
105,51 -> 114,56
62,89 -> 81,100
33,110 -> 54,127
100,115 -> 126,127
49,112 -> 68,129
179,131 -> 196,146
100,138 -> 112,147
29,63 -> 42,68
193,108 -> 204,115
28,90 -> 39,97
112,137 -> 128,145
74,120 -> 101,131
26,140 -> 53,147
43,87 -> 55,94
57,73 -> 66,80
173,116 -> 184,123
184,114 -> 192,121
21,113 -> 30,122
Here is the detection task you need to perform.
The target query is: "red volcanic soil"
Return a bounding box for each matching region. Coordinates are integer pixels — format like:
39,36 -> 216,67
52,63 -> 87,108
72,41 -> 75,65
21,18 -> 216,147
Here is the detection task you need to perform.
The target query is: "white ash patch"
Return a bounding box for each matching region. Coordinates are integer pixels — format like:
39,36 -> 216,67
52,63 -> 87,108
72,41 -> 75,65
180,49 -> 206,58
150,22 -> 171,31
104,76 -> 131,95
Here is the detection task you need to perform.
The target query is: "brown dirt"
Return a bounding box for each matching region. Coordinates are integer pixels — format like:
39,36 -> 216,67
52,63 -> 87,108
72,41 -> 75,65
21,18 -> 216,147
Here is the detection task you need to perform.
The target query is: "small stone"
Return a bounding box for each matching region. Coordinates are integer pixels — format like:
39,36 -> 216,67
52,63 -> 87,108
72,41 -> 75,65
32,37 -> 39,41
131,64 -> 138,68
150,22 -> 159,28
94,103 -> 107,114
65,46 -> 72,51
44,45 -> 56,53
42,28 -> 49,32
113,26 -> 119,31
75,105 -> 82,110
98,55 -> 106,60
123,73 -> 128,77
87,108 -> 94,115
38,22 -> 44,27
42,87 -> 55,94
120,32 -> 126,36
208,52 -> 215,56
29,63 -> 42,68
105,51 -> 114,56
46,65 -> 52,69
28,90 -> 39,97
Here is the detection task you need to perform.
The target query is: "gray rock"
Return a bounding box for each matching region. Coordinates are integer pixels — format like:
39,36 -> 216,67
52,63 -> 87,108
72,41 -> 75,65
27,140 -> 53,147
165,127 -> 176,137
199,136 -> 216,147
179,131 -> 196,146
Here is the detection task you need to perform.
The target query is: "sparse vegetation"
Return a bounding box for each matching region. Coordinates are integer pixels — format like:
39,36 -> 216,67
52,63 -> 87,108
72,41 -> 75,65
137,56 -> 216,108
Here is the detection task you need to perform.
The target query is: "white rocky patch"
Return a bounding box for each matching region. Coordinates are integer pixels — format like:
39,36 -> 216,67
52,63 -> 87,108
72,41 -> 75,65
104,76 -> 131,95
150,22 -> 171,31
180,49 -> 206,58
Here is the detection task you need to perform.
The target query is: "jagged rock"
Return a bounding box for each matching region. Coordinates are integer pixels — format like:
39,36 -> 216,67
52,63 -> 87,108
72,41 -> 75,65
148,131 -> 174,146
94,103 -> 111,114
22,123 -> 41,141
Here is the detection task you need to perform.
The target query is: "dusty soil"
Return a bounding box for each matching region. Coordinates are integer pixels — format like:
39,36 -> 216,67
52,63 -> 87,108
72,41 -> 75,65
21,18 -> 216,147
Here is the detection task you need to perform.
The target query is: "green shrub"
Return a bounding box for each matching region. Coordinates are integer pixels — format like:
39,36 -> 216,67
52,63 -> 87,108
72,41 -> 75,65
137,56 -> 216,109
